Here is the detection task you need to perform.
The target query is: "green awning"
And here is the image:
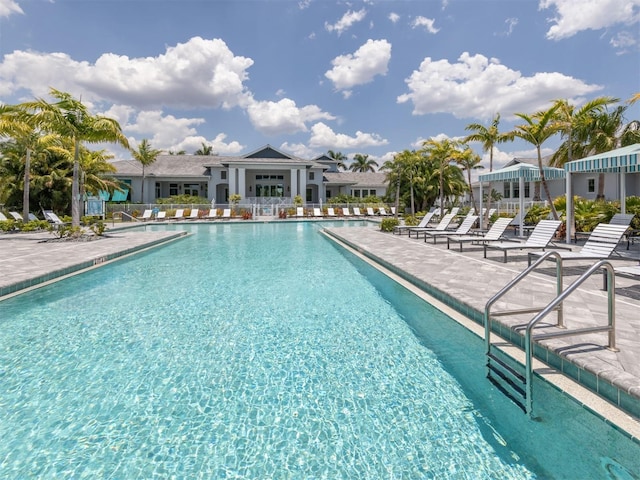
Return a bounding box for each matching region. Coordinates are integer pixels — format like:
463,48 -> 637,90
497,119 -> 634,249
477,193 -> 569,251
479,163 -> 565,182
564,144 -> 640,173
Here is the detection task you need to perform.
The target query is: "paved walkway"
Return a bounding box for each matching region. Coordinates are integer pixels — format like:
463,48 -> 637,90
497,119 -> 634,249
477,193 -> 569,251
1,222 -> 639,429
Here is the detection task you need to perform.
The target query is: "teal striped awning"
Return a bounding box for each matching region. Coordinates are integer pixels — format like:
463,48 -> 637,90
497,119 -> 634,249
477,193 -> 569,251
478,163 -> 566,182
565,144 -> 640,173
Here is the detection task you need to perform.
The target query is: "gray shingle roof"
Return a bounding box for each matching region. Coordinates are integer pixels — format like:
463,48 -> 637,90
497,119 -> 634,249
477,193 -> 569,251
324,171 -> 387,187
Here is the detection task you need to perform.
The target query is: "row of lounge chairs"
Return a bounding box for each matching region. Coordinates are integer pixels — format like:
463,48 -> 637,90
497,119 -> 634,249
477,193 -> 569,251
0,210 -> 66,225
139,208 -> 232,221
300,207 -> 395,218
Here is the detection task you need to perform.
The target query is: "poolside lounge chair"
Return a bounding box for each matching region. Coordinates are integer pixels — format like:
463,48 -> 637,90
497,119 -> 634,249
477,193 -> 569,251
408,213 -> 455,239
393,210 -> 437,235
446,217 -> 514,251
139,209 -> 153,221
573,213 -> 634,244
313,207 -> 323,217
172,209 -> 185,220
28,213 -> 38,221
390,207 -> 396,215
327,208 -> 336,217
295,207 -> 305,217
0,212 -> 7,221
156,211 -> 167,220
222,208 -> 232,220
527,223 -> 630,266
366,207 -> 376,216
342,207 -> 351,217
423,215 -> 478,244
484,220 -> 563,262
378,207 -> 390,216
449,207 -> 460,217
507,207 -> 530,236
206,208 -> 218,219
9,211 -> 22,221
43,210 -> 67,225
187,208 -> 200,220
353,208 -> 363,217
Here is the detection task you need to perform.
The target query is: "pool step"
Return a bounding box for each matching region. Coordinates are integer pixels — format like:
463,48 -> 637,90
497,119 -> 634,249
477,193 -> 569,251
487,350 -> 526,412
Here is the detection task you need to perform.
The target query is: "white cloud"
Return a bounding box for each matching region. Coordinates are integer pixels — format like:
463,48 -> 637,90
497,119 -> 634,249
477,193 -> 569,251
540,0 -> 640,40
325,39 -> 391,91
246,97 -> 335,136
610,31 -> 638,52
0,37 -> 254,109
279,142 -> 318,159
125,110 -> 205,148
0,0 -> 22,17
308,122 -> 388,149
325,8 -> 367,36
397,52 -> 602,119
411,16 -> 439,34
389,12 -> 400,24
174,133 -> 244,155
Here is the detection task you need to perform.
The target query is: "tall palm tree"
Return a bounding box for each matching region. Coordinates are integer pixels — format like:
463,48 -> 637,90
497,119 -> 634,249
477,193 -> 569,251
454,147 -> 484,214
349,153 -> 378,172
16,88 -> 129,226
384,150 -> 419,215
132,138 -> 162,202
194,142 -> 213,155
420,138 -> 465,212
511,105 -> 561,219
464,114 -> 513,220
327,150 -> 347,170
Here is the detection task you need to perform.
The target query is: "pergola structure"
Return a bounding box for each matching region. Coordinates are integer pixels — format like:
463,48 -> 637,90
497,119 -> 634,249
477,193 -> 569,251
479,163 -> 566,236
564,143 -> 640,244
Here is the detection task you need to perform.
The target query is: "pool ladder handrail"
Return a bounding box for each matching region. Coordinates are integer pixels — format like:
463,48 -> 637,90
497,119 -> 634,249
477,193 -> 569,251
484,252 -> 618,417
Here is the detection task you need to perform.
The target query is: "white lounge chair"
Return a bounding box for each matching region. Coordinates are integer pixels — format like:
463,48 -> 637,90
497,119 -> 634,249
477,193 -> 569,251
422,215 -> 478,244
446,217 -> 514,251
528,223 -> 630,266
206,208 -> 218,219
139,209 -> 153,221
295,207 -> 305,217
222,208 -> 232,220
327,208 -> 336,217
9,211 -> 22,221
172,209 -> 185,220
390,207 -> 396,215
342,207 -> 351,217
353,207 -> 363,217
43,210 -> 66,225
156,211 -> 167,220
484,220 -> 564,262
366,207 -> 376,216
408,213 -> 455,239
0,212 -> 7,221
393,210 -> 437,235
187,208 -> 200,220
378,207 -> 390,216
313,207 -> 323,217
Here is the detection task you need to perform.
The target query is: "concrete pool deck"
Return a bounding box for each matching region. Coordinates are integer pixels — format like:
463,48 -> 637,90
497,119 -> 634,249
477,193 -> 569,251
1,222 -> 640,435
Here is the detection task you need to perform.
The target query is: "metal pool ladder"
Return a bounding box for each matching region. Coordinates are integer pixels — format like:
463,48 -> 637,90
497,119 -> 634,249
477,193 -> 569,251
484,252 -> 618,417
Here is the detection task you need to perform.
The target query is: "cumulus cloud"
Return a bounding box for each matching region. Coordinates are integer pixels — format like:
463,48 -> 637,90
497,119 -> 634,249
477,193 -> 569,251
308,122 -> 388,149
0,37 -> 254,109
411,16 -> 439,34
325,8 -> 367,36
279,142 -> 318,159
325,39 -> 391,91
0,0 -> 22,17
389,12 -> 400,24
540,0 -> 640,40
246,98 -> 335,136
397,52 -> 602,119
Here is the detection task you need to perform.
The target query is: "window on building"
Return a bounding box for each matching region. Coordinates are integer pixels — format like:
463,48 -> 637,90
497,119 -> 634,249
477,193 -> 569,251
503,182 -> 510,198
353,190 -> 361,198
513,182 -> 520,198
587,178 -> 595,193
221,170 -> 227,180
155,182 -> 161,199
309,172 -> 315,180
369,189 -> 376,197
184,184 -> 199,196
306,188 -> 312,202
169,183 -> 178,196
524,182 -> 530,198
326,191 -> 332,199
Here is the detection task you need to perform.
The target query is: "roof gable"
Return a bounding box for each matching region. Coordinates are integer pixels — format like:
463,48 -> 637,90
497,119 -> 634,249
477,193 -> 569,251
243,145 -> 293,160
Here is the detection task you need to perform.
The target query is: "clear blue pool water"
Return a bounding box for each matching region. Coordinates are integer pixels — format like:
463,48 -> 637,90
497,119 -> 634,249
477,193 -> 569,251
0,222 -> 638,479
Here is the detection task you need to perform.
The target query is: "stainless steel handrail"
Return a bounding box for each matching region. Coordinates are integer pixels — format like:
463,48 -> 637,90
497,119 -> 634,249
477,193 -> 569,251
524,260 -> 617,415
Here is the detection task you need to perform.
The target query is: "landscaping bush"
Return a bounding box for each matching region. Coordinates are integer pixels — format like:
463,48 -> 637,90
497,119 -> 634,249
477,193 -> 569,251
402,215 -> 419,227
380,218 -> 400,232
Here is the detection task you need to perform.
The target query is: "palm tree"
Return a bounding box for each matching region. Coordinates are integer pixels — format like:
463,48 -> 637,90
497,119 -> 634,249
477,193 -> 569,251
168,149 -> 186,155
349,153 -> 378,172
420,138 -> 465,212
132,139 -> 162,202
510,106 -> 561,220
80,148 -> 121,199
194,143 -> 213,155
16,88 -> 129,226
383,150 -> 419,215
454,147 -> 484,214
464,114 -> 512,221
549,96 -> 616,168
327,150 -> 348,170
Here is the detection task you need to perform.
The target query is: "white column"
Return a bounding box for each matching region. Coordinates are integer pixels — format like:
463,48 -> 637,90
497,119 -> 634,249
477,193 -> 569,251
621,169 -> 627,214
519,176 -> 525,238
229,168 -> 237,196
290,168 -> 298,200
238,168 -> 246,198
566,172 -> 572,244
479,182 -> 484,230
299,168 -> 307,203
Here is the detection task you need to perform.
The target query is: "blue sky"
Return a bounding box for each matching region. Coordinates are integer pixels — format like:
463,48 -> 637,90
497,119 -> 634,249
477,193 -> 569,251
0,0 -> 638,177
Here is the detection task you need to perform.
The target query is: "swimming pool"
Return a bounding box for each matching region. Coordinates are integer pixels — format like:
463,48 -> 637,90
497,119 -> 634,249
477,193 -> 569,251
0,222 -> 638,478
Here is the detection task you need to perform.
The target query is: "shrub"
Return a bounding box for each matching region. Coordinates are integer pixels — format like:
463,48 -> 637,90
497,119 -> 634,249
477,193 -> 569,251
402,215 -> 419,227
21,220 -> 49,232
89,221 -> 107,236
0,220 -> 15,232
380,218 -> 400,232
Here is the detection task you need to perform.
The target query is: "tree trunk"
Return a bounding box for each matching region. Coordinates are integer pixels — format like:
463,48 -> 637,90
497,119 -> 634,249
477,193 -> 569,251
72,138 -> 80,227
538,147 -> 558,220
596,172 -> 606,200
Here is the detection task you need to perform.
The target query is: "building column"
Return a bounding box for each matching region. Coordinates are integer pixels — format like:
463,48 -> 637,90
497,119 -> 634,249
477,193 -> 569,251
290,168 -> 298,200
229,168 -> 237,196
299,168 -> 307,203
238,168 -> 246,198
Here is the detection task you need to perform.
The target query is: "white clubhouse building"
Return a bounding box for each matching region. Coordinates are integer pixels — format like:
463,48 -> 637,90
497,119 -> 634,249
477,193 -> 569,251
111,145 -> 388,205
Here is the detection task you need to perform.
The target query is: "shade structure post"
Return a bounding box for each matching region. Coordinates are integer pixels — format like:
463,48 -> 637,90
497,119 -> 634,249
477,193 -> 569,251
519,176 -> 525,238
479,182 -> 484,229
565,172 -> 572,244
